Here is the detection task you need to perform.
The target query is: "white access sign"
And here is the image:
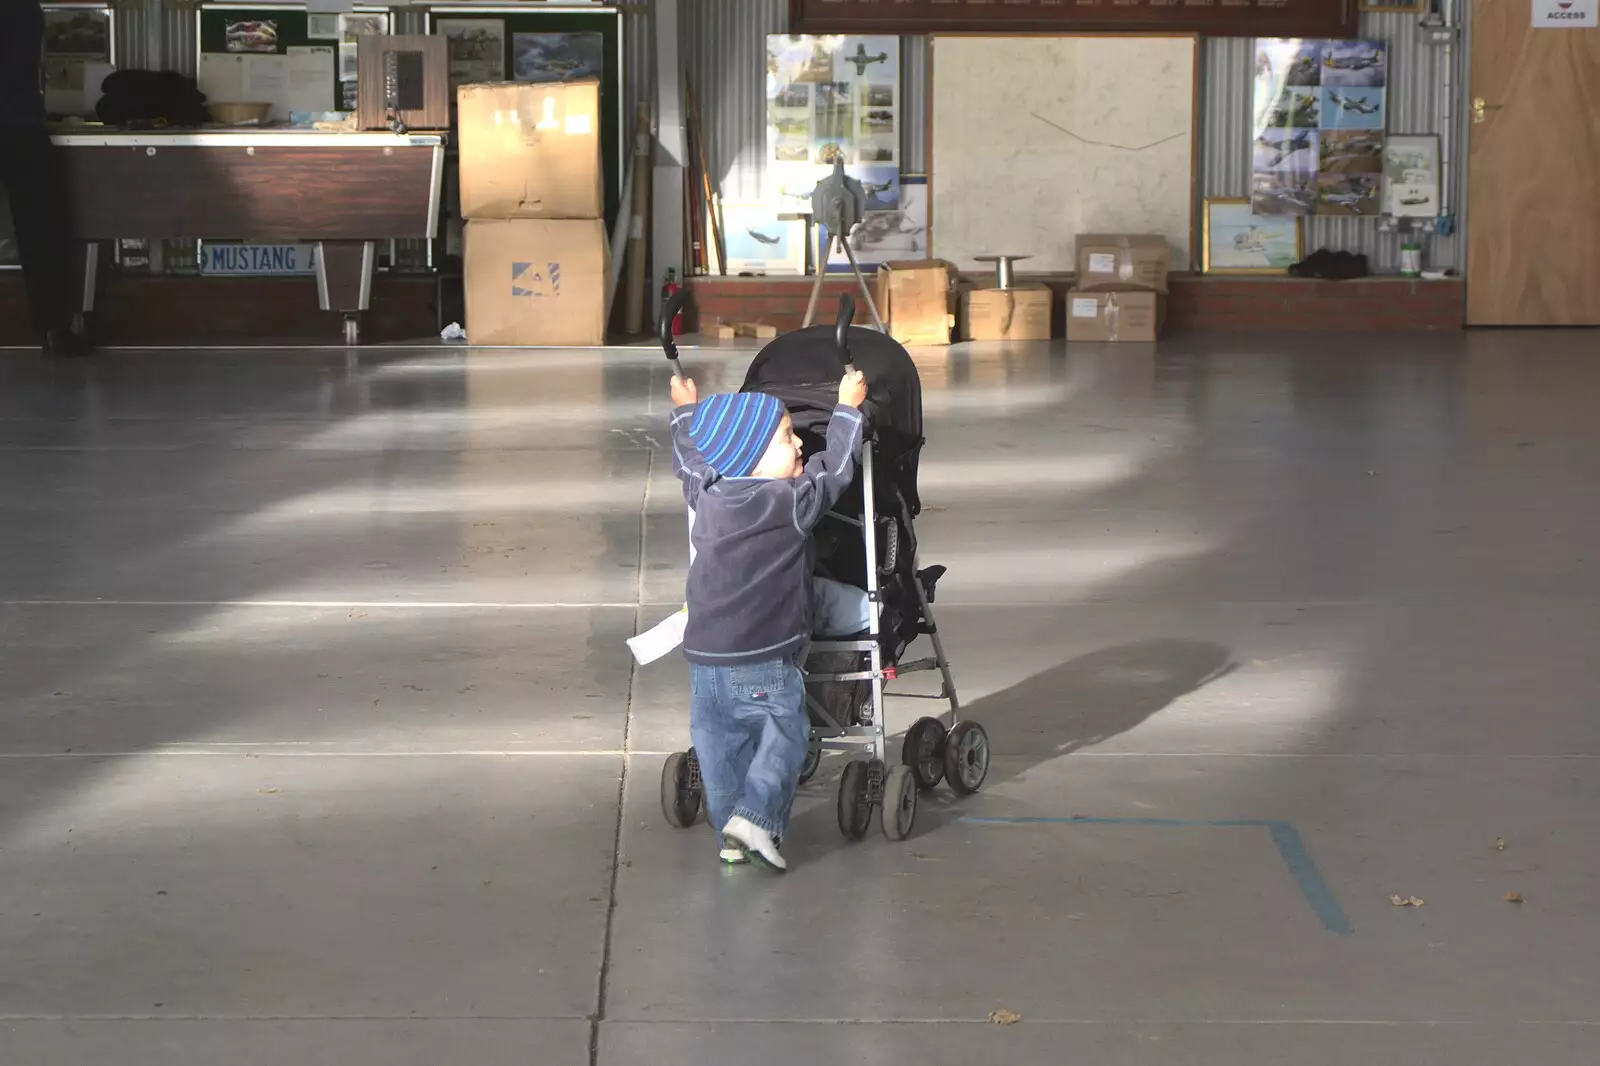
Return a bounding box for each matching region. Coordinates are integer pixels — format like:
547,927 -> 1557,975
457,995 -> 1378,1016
1532,0 -> 1596,27
199,243 -> 319,276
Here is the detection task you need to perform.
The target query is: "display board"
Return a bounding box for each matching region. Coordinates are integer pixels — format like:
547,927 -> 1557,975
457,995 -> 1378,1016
1250,39 -> 1388,217
790,0 -> 1357,38
41,4 -> 116,119
929,35 -> 1198,272
766,34 -> 901,270
426,7 -> 624,225
196,4 -> 392,117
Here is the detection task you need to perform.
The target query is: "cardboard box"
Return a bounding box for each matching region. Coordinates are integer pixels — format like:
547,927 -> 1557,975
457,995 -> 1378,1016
1065,287 -> 1166,343
876,259 -> 957,346
960,284 -> 1053,342
465,218 -> 609,346
1075,234 -> 1172,293
457,81 -> 602,220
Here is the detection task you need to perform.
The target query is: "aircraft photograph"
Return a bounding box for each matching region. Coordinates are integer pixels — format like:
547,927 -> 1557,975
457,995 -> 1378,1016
1321,87 -> 1384,130
1320,130 -> 1384,173
1254,128 -> 1318,171
1264,88 -> 1320,128
1251,171 -> 1318,216
1322,42 -> 1387,87
1317,173 -> 1380,215
844,42 -> 889,76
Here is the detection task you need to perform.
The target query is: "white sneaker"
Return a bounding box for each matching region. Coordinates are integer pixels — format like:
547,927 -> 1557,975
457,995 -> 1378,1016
719,846 -> 749,866
721,815 -> 787,872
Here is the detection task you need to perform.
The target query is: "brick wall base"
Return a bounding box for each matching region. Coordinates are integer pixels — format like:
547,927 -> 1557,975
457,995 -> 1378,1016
690,273 -> 1464,336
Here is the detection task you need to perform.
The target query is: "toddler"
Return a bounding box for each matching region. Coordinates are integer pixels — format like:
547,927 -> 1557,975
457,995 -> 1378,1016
669,369 -> 869,871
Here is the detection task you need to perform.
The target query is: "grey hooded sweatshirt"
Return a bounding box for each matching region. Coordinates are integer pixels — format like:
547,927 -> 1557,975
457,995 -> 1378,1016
670,401 -> 864,666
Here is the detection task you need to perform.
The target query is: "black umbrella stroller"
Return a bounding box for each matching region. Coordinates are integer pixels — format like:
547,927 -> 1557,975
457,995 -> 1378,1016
658,293 -> 991,842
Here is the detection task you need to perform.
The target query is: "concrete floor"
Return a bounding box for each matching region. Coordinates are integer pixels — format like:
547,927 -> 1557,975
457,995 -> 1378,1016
1,331 -> 1598,1065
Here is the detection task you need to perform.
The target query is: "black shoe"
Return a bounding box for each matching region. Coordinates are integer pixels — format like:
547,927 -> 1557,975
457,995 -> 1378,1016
43,329 -> 94,358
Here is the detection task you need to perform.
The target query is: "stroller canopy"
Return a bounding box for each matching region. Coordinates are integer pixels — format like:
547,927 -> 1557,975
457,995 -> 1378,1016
742,324 -> 925,514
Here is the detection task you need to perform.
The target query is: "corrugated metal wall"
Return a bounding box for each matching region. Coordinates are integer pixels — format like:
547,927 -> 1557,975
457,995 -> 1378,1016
676,5 -> 1467,270
678,0 -> 929,197
103,0 -> 1466,272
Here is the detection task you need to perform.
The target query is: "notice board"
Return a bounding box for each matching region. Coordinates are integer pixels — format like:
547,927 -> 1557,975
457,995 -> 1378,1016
929,34 -> 1198,272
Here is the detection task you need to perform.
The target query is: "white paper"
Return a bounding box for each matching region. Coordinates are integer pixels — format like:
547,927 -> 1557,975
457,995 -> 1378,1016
1532,0 -> 1596,26
43,59 -> 113,117
285,46 -> 335,115
307,13 -> 340,39
1087,253 -> 1116,274
627,608 -> 689,666
242,54 -> 289,120
82,61 -> 114,102
1071,297 -> 1100,318
197,53 -> 247,107
625,507 -> 695,665
307,0 -> 355,13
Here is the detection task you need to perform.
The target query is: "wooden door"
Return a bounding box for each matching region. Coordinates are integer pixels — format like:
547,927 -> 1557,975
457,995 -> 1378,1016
1466,0 -> 1600,325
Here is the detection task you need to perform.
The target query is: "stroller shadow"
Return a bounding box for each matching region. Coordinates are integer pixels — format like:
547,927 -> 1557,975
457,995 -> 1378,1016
787,638 -> 1237,860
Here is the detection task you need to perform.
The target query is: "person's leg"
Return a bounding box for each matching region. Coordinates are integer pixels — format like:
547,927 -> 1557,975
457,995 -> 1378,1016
812,576 -> 872,638
0,128 -> 80,348
726,659 -> 808,859
686,664 -> 758,856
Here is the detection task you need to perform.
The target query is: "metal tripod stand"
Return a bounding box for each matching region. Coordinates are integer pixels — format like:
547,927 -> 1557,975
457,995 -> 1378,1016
800,159 -> 885,331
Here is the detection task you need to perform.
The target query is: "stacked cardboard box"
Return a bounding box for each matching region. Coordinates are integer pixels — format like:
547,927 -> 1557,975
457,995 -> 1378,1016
960,285 -> 1053,342
876,259 -> 958,346
1067,234 -> 1172,343
458,80 -> 609,346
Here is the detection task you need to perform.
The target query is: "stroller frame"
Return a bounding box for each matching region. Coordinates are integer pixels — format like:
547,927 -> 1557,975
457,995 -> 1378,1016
657,293 -> 991,845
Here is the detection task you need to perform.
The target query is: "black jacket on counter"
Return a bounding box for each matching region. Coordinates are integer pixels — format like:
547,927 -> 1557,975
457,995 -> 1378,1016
0,0 -> 46,128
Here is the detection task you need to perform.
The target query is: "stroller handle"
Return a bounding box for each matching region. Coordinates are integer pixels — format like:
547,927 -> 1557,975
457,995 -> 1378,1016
660,287 -> 691,378
835,294 -> 856,372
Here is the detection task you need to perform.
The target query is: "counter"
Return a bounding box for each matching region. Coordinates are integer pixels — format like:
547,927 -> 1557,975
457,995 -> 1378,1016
50,128 -> 445,344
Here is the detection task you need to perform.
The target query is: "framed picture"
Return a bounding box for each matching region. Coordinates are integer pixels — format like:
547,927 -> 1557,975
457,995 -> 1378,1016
1359,0 -> 1426,11
1202,197 -> 1304,275
1381,133 -> 1441,218
42,8 -> 111,60
718,202 -> 805,274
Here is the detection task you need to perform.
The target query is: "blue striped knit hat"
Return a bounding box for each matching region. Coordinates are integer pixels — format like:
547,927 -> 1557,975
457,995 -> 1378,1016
690,392 -> 787,478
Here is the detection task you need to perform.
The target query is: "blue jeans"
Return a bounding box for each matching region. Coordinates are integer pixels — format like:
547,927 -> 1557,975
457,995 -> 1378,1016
690,658 -> 808,844
812,576 -> 872,638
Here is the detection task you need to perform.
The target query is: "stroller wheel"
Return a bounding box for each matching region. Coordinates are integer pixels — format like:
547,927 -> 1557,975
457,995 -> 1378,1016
797,742 -> 823,786
902,717 -> 947,791
943,721 -> 991,795
661,750 -> 702,828
880,764 -> 917,841
837,759 -> 874,841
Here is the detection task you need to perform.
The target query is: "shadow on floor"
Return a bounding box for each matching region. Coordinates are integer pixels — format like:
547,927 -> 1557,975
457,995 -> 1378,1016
785,637 -> 1237,861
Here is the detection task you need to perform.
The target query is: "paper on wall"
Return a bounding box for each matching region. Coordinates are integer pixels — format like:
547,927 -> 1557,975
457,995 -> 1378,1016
243,54 -> 288,120
197,52 -> 247,107
286,46 -> 336,115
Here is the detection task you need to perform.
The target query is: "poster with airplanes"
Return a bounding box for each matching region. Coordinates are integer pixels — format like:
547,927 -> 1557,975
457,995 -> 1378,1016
1251,39 -> 1391,217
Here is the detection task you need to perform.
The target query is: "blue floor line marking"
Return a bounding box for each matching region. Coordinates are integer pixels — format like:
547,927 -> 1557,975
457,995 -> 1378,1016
960,816 -> 1354,936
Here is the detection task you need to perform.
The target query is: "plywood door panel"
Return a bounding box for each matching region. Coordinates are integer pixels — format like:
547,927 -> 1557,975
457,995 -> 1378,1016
1466,0 -> 1600,325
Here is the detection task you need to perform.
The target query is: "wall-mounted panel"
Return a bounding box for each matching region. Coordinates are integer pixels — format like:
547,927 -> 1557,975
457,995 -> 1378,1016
930,34 -> 1198,272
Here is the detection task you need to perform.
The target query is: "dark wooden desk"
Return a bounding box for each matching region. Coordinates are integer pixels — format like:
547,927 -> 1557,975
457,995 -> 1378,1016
51,129 -> 445,344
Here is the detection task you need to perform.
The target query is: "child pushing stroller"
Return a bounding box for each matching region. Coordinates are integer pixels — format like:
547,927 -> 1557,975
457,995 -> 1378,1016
665,367 -> 869,871
645,294 -> 990,872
